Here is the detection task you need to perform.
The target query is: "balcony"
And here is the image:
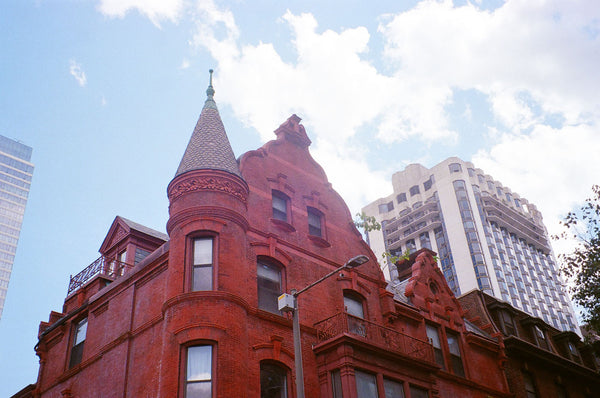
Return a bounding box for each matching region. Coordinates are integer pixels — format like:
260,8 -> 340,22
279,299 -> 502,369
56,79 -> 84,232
314,312 -> 434,363
67,256 -> 132,295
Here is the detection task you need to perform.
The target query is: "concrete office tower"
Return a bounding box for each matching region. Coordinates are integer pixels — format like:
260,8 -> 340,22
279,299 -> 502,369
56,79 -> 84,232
362,157 -> 578,332
0,135 -> 34,320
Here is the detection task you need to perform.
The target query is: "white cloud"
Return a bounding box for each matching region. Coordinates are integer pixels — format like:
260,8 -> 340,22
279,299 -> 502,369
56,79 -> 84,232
472,123 -> 600,256
180,58 -> 191,69
69,59 -> 87,87
103,0 -> 600,240
379,0 -> 600,131
98,0 -> 183,27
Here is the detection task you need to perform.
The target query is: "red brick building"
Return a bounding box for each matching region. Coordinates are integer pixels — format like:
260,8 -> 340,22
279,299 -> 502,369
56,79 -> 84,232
23,74 -> 510,398
459,289 -> 600,398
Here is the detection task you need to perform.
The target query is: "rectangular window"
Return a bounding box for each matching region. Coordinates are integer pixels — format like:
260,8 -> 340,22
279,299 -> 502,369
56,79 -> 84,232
331,370 -> 343,398
426,325 -> 445,369
257,260 -> 282,314
272,191 -> 288,221
446,331 -> 465,377
344,294 -> 364,318
307,207 -> 322,237
424,178 -> 433,191
523,372 -> 537,398
355,370 -> 378,397
449,163 -> 462,173
397,193 -> 407,203
500,310 -> 516,336
119,250 -> 127,263
69,317 -> 88,368
134,247 -> 151,265
409,185 -> 420,196
384,378 -> 405,398
186,345 -> 212,398
192,238 -> 213,291
567,341 -> 581,363
533,325 -> 548,350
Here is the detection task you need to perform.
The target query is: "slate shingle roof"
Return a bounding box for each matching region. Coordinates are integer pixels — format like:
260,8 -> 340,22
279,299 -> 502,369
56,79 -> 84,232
175,76 -> 241,178
118,216 -> 168,242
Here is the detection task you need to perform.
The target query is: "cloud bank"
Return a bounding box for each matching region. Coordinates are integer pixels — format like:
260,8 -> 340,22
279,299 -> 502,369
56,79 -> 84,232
98,0 -> 600,253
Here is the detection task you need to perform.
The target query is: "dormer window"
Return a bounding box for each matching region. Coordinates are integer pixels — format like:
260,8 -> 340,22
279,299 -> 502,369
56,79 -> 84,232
499,310 -> 517,336
566,341 -> 582,363
533,325 -> 549,350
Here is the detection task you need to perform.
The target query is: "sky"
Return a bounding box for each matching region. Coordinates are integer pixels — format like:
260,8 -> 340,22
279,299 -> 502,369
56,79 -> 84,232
1,0 -> 599,395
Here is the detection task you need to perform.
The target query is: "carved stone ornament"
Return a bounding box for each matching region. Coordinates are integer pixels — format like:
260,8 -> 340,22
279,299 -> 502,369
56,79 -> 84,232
169,175 -> 248,203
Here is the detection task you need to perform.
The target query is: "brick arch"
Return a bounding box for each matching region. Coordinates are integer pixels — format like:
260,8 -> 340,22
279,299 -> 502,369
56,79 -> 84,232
173,323 -> 228,344
250,240 -> 292,267
252,336 -> 294,368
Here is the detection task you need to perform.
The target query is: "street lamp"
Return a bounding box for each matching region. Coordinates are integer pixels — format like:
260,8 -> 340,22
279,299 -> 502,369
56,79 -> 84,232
278,255 -> 369,398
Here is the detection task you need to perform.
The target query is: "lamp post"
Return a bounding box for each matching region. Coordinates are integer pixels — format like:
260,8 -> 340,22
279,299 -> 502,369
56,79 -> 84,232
278,255 -> 369,398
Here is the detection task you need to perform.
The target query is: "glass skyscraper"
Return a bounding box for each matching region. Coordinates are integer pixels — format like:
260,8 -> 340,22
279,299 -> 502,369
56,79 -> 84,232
362,157 -> 578,333
0,135 -> 34,320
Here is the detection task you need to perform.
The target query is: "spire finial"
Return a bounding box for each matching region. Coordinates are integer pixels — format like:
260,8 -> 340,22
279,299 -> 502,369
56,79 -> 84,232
206,69 -> 215,100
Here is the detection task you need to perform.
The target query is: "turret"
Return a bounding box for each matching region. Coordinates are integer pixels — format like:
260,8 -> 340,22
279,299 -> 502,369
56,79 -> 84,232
165,70 -> 249,297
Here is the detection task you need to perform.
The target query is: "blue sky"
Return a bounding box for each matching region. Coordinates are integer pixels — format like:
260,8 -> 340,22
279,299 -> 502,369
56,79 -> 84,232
1,0 -> 599,394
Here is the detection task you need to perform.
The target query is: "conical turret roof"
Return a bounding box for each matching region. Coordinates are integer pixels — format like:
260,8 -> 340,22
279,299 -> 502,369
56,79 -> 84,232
175,70 -> 241,178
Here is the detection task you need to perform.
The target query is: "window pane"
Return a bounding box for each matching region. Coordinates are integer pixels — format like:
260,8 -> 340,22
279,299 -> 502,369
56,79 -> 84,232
194,238 -> 212,265
447,333 -> 460,356
384,378 -> 405,398
426,325 -> 440,348
344,295 -> 364,318
273,193 -> 288,221
409,386 -> 429,398
187,346 -> 212,382
186,381 -> 211,398
74,318 -> 88,345
193,266 -> 213,291
332,370 -> 343,398
308,208 -> 322,237
355,370 -> 378,398
261,363 -> 287,398
258,261 -> 282,313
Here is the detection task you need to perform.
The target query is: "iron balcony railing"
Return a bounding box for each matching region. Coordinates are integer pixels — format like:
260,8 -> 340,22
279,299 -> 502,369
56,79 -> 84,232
314,312 -> 434,363
67,257 -> 132,295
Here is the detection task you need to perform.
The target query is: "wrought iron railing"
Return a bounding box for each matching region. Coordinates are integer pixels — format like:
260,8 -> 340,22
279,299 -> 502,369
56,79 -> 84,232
67,257 -> 132,295
314,312 -> 434,363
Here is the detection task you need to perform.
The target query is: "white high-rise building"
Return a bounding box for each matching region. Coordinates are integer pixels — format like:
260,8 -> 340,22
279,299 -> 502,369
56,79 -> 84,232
0,135 -> 33,320
362,157 -> 578,332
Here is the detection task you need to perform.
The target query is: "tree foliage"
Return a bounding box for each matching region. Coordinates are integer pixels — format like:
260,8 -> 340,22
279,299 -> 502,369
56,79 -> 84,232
354,212 -> 381,233
555,185 -> 600,334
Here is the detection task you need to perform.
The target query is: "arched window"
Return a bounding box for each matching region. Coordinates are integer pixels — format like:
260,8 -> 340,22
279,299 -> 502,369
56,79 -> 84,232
185,345 -> 213,398
260,362 -> 288,398
257,259 -> 283,314
343,292 -> 364,318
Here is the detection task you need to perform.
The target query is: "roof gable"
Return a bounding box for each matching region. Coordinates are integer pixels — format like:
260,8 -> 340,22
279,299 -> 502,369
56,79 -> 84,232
402,249 -> 467,330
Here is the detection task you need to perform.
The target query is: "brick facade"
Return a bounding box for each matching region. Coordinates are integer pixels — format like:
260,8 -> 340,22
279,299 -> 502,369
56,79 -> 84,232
24,82 -> 511,398
459,290 -> 600,398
